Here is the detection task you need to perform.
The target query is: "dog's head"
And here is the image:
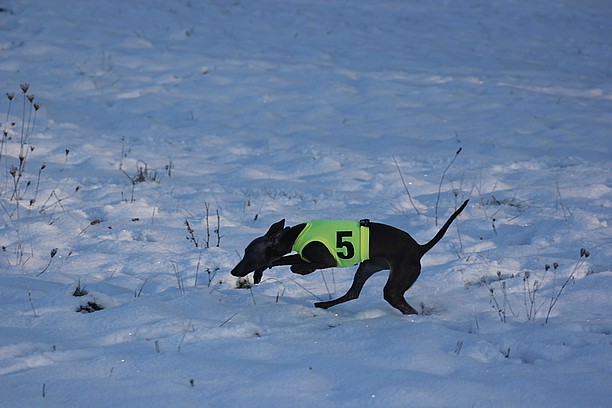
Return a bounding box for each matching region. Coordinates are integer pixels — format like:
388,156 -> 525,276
230,219 -> 288,283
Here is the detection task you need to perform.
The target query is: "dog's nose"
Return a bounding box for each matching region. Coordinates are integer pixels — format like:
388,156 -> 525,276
230,260 -> 249,277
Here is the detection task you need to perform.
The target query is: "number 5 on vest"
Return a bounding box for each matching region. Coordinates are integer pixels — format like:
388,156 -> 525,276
336,231 -> 355,259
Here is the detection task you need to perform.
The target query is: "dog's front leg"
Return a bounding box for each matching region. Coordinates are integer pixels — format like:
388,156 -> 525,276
253,255 -> 309,284
291,241 -> 338,275
268,254 -> 315,274
270,256 -> 334,276
290,263 -> 323,275
270,254 -> 322,275
270,254 -> 307,267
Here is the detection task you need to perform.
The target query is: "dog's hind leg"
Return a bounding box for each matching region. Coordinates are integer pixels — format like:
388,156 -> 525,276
383,259 -> 421,315
315,258 -> 388,310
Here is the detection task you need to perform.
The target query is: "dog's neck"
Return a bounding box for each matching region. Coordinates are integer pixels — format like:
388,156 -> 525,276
274,224 -> 307,255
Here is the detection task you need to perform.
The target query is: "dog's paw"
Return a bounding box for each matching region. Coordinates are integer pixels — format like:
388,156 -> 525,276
253,268 -> 264,284
314,301 -> 332,309
400,305 -> 419,315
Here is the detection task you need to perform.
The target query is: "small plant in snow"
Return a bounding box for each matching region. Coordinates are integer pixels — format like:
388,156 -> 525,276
1,84 -> 41,202
488,277 -> 517,323
76,300 -> 104,313
521,262 -> 558,321
120,159 -> 159,202
486,248 -> 591,323
185,206 -> 222,287
72,279 -> 88,297
235,277 -> 253,289
1,85 -> 78,269
544,248 -> 590,323
205,267 -> 219,288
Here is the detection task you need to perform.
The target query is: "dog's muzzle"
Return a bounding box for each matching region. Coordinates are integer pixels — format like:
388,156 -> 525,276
230,260 -> 250,277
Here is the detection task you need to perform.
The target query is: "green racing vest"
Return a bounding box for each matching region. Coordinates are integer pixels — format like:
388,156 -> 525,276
291,220 -> 370,267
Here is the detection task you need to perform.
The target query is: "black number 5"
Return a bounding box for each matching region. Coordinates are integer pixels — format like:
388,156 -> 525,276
336,231 -> 354,259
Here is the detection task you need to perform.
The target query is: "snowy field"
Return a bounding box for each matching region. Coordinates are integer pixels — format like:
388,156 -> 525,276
1,0 -> 611,406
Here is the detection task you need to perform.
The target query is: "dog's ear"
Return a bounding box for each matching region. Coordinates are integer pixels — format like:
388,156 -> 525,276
265,219 -> 285,237
271,226 -> 293,254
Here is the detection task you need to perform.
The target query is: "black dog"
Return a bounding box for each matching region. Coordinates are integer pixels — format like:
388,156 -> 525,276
231,200 -> 469,314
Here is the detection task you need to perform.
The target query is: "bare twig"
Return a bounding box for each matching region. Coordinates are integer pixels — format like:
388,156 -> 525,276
286,277 -> 324,301
28,291 -> 38,317
177,319 -> 194,351
556,169 -> 571,221
435,147 -> 462,226
171,261 -> 185,295
393,155 -> 420,216
489,287 -> 506,323
194,249 -> 203,287
36,248 -> 57,277
136,277 -> 149,298
320,270 -> 332,300
545,249 -> 590,323
204,202 -> 211,248
185,220 -> 199,247
219,312 -> 238,327
215,209 -> 221,247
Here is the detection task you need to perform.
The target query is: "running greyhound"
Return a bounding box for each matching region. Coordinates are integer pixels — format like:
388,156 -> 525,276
231,200 -> 469,314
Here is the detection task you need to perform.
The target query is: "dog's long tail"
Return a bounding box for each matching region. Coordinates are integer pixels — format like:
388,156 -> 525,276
420,199 -> 469,255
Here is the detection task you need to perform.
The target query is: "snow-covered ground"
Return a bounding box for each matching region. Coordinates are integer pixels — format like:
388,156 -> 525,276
1,0 -> 611,406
